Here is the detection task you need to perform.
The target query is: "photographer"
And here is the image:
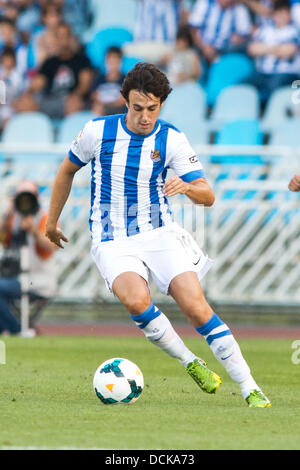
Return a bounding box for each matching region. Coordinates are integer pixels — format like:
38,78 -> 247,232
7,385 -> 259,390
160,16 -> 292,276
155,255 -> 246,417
0,180 -> 58,336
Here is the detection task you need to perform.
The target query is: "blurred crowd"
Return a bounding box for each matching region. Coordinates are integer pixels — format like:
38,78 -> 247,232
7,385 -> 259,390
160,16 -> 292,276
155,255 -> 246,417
0,0 -> 299,130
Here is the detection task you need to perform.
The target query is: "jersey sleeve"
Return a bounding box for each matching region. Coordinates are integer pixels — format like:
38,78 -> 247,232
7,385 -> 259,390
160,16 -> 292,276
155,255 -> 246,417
68,120 -> 95,167
167,130 -> 205,182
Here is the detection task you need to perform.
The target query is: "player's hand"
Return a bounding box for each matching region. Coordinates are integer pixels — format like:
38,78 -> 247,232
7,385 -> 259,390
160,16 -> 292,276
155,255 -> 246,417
45,225 -> 69,249
288,174 -> 300,192
164,176 -> 189,197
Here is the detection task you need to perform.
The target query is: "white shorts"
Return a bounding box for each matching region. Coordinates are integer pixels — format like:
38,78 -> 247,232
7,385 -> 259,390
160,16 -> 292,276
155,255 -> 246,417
91,222 -> 213,295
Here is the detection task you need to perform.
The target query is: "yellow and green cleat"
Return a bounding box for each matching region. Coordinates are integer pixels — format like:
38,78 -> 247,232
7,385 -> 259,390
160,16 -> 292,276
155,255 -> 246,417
246,390 -> 271,408
186,358 -> 221,394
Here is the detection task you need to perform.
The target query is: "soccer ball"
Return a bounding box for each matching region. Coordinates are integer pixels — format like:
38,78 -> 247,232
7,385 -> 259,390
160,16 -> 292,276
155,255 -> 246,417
93,358 -> 144,405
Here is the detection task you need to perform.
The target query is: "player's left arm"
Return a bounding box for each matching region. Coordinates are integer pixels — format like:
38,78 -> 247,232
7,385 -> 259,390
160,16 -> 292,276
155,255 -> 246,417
164,175 -> 215,206
166,130 -> 214,206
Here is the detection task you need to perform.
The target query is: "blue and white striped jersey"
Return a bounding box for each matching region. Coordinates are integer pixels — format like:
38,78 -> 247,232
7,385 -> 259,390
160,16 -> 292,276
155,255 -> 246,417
134,0 -> 182,42
255,0 -> 300,28
252,23 -> 300,74
189,0 -> 252,50
69,114 -> 205,243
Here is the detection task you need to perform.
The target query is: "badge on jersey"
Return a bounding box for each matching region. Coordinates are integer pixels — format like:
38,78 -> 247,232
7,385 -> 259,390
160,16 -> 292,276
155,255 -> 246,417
150,149 -> 161,163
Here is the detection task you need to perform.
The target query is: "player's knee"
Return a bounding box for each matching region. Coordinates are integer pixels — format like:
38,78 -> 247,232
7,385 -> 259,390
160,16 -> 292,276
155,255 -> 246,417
184,300 -> 213,326
122,294 -> 152,316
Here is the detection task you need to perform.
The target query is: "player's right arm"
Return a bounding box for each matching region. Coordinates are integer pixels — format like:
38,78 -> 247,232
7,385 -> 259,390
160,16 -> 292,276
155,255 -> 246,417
45,156 -> 81,248
46,119 -> 96,248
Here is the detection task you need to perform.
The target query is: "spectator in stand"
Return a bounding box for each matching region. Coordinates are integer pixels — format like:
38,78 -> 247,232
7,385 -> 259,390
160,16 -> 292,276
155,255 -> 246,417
15,22 -> 94,119
160,25 -> 202,86
0,17 -> 29,79
0,17 -> 19,49
0,46 -> 24,129
247,1 -> 300,105
91,46 -> 126,116
61,0 -> 93,38
189,0 -> 252,63
134,0 -> 190,43
16,0 -> 41,37
1,2 -> 20,24
32,3 -> 63,67
241,0 -> 300,29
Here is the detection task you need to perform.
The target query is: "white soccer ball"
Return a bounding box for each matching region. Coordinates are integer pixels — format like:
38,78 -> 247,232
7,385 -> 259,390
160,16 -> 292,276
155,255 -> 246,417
93,357 -> 144,405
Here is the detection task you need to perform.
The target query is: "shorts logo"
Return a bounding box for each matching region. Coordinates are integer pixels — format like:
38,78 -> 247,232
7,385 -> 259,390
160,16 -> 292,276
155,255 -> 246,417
189,156 -> 198,164
150,149 -> 161,163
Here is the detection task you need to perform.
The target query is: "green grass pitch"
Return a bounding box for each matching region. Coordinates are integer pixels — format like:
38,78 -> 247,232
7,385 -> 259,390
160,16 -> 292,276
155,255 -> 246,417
0,335 -> 299,450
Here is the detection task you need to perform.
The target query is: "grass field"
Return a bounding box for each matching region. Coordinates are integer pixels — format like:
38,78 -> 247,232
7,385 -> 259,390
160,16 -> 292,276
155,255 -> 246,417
0,335 -> 299,450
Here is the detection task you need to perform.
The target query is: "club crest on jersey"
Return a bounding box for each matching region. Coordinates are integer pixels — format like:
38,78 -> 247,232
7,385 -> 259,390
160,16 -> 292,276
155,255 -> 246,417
150,149 -> 161,163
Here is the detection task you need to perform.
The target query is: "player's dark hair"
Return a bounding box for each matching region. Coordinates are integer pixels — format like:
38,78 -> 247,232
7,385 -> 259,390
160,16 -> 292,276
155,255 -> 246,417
120,62 -> 172,103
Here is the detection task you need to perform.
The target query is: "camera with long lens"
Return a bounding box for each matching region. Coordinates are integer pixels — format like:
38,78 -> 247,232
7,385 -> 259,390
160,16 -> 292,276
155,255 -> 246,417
14,191 -> 39,217
0,191 -> 40,277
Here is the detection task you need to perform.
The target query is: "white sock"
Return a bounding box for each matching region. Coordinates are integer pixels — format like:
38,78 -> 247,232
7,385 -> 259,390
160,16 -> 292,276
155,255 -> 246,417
131,303 -> 196,367
197,313 -> 260,397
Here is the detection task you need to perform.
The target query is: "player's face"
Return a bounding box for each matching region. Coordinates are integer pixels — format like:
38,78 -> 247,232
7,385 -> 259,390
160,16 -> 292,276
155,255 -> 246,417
125,90 -> 163,135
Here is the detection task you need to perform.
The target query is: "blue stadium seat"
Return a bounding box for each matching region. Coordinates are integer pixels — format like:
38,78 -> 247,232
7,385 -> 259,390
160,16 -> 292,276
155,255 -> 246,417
208,85 -> 260,132
2,112 -> 54,144
261,87 -> 296,133
205,53 -> 255,107
86,27 -> 133,71
84,0 -> 137,41
268,118 -> 300,147
121,56 -> 143,74
212,119 -> 265,222
0,112 -> 56,167
57,111 -> 98,143
159,81 -> 207,145
212,119 -> 264,164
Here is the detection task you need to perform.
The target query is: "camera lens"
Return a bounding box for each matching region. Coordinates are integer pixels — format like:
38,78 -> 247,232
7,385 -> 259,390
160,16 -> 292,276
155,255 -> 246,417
14,192 -> 39,216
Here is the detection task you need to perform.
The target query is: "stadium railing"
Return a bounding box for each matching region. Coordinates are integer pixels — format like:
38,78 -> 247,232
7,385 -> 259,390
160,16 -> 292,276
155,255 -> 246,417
0,143 -> 299,309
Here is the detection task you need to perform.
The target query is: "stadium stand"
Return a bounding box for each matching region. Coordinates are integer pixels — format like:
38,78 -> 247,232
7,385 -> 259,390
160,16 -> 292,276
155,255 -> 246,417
205,53 -> 255,107
1,111 -> 54,157
268,117 -> 300,147
261,86 -> 299,134
85,27 -> 133,71
57,111 -> 97,144
84,0 -> 136,42
159,81 -> 207,145
0,0 -> 299,311
208,84 -> 260,132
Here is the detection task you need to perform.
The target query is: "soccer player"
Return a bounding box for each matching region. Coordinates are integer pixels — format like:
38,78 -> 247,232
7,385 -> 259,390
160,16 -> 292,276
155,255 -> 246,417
46,63 -> 271,408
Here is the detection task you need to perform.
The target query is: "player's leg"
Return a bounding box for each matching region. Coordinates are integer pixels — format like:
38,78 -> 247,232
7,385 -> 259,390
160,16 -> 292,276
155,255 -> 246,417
169,272 -> 271,407
112,272 -> 197,367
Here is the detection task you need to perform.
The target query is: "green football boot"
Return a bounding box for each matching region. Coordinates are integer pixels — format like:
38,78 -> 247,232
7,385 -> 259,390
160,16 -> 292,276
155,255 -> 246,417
186,358 -> 221,394
246,390 -> 271,408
